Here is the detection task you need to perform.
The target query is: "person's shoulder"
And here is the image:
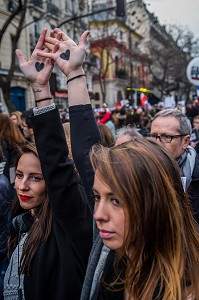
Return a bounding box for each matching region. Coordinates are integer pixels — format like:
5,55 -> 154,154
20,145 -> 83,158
193,153 -> 199,177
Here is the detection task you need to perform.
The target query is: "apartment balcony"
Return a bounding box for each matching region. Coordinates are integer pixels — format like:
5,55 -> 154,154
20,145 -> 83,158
116,69 -> 129,80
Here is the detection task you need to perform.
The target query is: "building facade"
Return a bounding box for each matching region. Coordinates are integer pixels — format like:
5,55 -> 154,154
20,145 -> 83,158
89,0 -> 152,107
0,0 -> 189,112
0,0 -> 93,112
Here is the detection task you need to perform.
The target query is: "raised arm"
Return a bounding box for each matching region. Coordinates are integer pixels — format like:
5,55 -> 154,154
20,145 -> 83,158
39,28 -> 101,209
16,28 -> 53,108
15,29 -> 82,217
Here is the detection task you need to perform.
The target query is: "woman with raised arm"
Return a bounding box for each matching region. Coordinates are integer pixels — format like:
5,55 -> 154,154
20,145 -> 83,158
22,29 -> 199,299
3,29 -> 94,300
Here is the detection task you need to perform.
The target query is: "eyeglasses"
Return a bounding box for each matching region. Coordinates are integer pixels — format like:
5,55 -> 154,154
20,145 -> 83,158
148,133 -> 187,143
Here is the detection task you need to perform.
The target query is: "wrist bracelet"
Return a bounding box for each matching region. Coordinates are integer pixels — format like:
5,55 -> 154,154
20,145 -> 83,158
67,74 -> 86,85
35,97 -> 52,103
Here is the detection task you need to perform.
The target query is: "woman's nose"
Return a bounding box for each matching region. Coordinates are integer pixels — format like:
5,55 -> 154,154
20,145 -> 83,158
94,201 -> 109,222
18,178 -> 29,190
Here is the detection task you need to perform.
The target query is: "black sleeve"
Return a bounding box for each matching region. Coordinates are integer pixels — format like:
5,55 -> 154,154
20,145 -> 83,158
69,104 -> 101,211
31,108 -> 83,221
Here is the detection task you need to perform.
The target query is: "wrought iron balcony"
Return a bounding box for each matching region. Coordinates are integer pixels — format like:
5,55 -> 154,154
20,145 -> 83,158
116,69 -> 129,79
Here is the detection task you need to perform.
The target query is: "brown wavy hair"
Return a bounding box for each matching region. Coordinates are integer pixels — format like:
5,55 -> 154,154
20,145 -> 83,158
89,139 -> 199,299
97,123 -> 115,147
9,142 -> 52,274
0,113 -> 25,146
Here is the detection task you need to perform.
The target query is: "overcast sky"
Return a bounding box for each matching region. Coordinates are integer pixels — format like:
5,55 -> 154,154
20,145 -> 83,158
143,0 -> 199,39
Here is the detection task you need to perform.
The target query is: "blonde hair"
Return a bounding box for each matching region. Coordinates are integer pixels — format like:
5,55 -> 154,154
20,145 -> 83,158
10,111 -> 23,127
62,122 -> 72,159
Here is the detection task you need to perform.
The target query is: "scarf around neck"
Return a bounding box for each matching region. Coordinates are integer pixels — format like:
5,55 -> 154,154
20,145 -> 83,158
178,145 -> 196,190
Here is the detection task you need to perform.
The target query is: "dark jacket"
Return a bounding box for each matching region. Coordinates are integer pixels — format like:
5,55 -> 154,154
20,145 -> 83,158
23,108 -> 93,300
0,172 -> 11,260
188,154 -> 199,224
69,104 -> 101,211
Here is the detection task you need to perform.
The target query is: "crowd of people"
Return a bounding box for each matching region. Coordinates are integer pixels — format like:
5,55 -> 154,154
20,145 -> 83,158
0,27 -> 198,300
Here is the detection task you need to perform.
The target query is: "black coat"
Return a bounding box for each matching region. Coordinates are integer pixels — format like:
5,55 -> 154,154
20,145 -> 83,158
24,108 -> 93,300
188,154 -> 199,224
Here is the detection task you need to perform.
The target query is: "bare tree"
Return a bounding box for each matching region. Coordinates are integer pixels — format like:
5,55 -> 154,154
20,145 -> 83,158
167,24 -> 199,100
167,24 -> 199,58
150,40 -> 186,98
148,24 -> 198,101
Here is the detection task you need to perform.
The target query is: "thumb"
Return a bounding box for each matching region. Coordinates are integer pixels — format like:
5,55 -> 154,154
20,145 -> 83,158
15,49 -> 27,65
79,31 -> 90,49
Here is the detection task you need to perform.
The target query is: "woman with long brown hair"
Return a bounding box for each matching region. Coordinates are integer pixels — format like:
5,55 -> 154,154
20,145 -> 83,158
10,111 -> 23,135
89,139 -> 199,299
3,29 -> 94,300
0,113 -> 25,185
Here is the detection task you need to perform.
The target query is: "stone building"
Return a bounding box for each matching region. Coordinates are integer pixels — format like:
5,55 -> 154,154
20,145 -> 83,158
88,0 -> 152,107
0,0 -> 93,112
126,0 -> 187,101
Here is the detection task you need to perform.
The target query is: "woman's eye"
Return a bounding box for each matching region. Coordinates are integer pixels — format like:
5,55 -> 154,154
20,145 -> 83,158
93,194 -> 100,202
111,198 -> 121,207
15,172 -> 23,179
29,175 -> 42,182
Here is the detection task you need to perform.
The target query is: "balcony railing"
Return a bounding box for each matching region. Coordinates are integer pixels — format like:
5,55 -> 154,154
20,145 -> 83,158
116,69 -> 129,79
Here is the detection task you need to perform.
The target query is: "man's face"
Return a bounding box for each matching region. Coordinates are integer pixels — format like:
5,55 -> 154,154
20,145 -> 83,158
193,118 -> 199,130
150,116 -> 190,160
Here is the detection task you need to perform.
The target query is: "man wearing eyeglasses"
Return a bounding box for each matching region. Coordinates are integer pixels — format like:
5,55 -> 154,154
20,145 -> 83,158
149,108 -> 199,224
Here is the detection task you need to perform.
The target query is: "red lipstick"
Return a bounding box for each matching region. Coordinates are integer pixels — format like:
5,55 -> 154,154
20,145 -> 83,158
19,195 -> 33,201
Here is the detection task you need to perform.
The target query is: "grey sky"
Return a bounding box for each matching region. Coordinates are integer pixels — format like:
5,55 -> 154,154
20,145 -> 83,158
143,0 -> 199,39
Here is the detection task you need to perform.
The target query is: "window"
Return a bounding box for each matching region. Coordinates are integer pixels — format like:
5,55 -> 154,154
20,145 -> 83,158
95,93 -> 100,101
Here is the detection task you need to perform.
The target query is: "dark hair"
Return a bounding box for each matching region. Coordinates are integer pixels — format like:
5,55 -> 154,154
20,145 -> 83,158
0,113 -> 25,146
21,108 -> 34,129
9,142 -> 52,274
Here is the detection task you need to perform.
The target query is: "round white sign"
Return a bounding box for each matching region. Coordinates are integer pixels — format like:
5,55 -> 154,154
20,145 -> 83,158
186,57 -> 199,86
